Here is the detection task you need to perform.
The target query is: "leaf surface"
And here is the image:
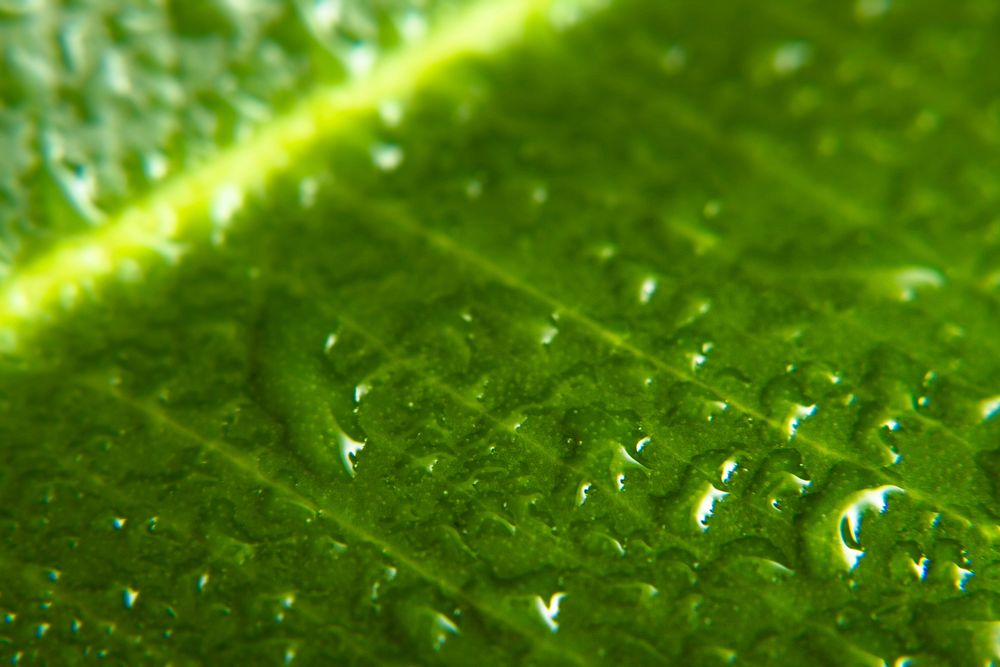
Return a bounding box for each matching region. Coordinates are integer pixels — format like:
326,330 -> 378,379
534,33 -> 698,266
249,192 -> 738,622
1,0 -> 1000,665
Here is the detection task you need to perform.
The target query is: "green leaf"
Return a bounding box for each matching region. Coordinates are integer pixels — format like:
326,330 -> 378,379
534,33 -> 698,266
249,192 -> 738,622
2,0 -> 1000,665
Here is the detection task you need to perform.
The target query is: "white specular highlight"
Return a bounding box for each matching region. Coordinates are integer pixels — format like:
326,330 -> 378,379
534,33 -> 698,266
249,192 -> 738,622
694,483 -> 728,531
535,592 -> 566,632
837,485 -> 904,570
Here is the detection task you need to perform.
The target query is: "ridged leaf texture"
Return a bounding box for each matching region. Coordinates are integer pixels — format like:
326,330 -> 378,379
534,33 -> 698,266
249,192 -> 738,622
1,0 -> 999,665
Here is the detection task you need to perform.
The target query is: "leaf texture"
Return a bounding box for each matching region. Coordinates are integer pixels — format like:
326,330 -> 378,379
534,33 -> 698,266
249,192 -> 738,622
1,0 -> 1000,665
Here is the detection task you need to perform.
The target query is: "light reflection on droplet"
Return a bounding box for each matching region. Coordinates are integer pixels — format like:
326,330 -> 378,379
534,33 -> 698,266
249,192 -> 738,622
123,587 -> 139,609
784,403 -> 816,441
837,485 -> 904,570
534,592 -> 565,632
339,432 -> 366,477
720,458 -> 738,483
372,143 -> 404,172
694,483 -> 728,531
639,276 -> 657,304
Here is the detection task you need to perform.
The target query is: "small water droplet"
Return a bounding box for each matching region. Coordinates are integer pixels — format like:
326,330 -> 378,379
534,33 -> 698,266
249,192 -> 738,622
432,612 -> 460,650
534,592 -> 565,632
784,403 -> 816,441
123,587 -> 139,609
372,143 -> 404,172
346,42 -> 377,77
694,483 -> 728,531
979,395 -> 1000,422
309,0 -> 342,31
639,276 -> 657,304
540,325 -> 558,345
197,573 -> 209,592
465,179 -> 483,199
112,516 -> 126,530
837,485 -> 904,570
910,555 -> 928,581
772,41 -> 811,75
143,152 -> 168,181
399,9 -> 428,42
953,564 -> 974,591
339,432 -> 366,477
379,99 -> 404,127
576,481 -> 592,506
720,459 -> 738,483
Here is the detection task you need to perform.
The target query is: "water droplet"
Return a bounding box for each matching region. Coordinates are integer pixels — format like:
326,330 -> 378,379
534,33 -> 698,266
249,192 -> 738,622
576,481 -> 592,506
953,564 -> 974,591
339,432 -> 366,477
432,613 -> 459,650
372,143 -> 404,172
323,333 -> 338,353
50,157 -> 106,223
197,573 -> 209,592
720,459 -> 738,483
378,99 -> 404,127
309,0 -> 342,31
399,9 -> 428,42
702,200 -> 722,218
112,516 -> 127,530
211,184 -> 244,244
888,266 -> 944,301
534,592 -> 565,632
772,41 -> 811,76
784,403 -> 816,441
837,485 -> 904,570
282,594 -> 295,609
354,383 -> 370,403
910,555 -> 928,580
540,325 -> 558,345
465,179 -> 483,199
979,395 -> 1000,422
689,352 -> 707,370
284,647 -> 297,664
143,152 -> 168,181
639,276 -> 657,304
694,483 -> 728,531
346,42 -> 377,77
123,587 -> 139,609
635,436 -> 651,453
882,418 -> 900,431
36,623 -> 49,638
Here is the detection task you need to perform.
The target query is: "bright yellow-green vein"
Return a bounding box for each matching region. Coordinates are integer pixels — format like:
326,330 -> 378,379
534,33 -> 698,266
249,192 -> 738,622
0,0 -> 598,350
